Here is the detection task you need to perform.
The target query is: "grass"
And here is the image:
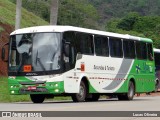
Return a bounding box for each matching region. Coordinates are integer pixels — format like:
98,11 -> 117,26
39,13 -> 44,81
0,0 -> 48,27
0,77 -> 30,102
0,26 -> 4,32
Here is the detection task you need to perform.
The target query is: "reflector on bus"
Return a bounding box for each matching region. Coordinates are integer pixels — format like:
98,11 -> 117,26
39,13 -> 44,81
23,65 -> 32,72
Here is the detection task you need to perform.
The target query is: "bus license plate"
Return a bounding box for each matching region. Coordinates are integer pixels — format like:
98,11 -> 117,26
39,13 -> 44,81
27,86 -> 37,90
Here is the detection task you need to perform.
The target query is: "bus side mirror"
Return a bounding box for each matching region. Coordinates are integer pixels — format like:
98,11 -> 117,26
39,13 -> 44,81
1,42 -> 9,62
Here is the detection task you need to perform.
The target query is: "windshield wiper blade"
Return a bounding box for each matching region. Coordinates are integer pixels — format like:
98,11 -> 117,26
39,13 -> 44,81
36,51 -> 46,71
50,53 -> 56,70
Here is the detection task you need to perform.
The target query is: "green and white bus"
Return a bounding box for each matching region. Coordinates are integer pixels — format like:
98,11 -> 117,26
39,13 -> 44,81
2,26 -> 155,103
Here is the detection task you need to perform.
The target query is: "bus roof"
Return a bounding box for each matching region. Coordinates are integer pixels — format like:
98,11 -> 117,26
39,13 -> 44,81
10,25 -> 152,43
154,48 -> 160,53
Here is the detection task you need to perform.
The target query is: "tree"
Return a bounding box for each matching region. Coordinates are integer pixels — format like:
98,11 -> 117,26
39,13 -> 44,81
117,12 -> 140,31
50,0 -> 59,25
15,0 -> 22,30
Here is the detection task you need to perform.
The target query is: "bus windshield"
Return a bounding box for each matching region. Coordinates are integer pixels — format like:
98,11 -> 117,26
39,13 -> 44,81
9,33 -> 61,73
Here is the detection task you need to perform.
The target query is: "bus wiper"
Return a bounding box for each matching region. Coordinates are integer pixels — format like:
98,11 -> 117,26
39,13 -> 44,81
17,54 -> 23,73
50,52 -> 56,70
36,51 -> 46,71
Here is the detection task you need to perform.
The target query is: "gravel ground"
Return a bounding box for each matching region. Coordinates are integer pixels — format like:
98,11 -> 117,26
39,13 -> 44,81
135,90 -> 160,97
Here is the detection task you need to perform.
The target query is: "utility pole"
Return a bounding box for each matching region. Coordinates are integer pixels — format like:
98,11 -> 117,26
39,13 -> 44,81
50,0 -> 59,25
15,0 -> 22,30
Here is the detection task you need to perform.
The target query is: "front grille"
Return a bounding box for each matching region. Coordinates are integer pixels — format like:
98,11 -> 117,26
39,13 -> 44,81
19,81 -> 46,85
19,88 -> 48,94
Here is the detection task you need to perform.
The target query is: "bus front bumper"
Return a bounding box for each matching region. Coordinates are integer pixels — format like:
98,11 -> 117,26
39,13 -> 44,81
9,81 -> 64,95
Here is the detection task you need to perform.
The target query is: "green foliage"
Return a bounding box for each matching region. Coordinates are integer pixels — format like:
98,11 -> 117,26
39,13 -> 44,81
0,77 -> 30,102
89,0 -> 160,23
22,0 -> 50,22
106,12 -> 160,48
0,26 -> 4,32
0,0 -> 48,27
117,12 -> 140,31
106,19 -> 145,38
59,0 -> 99,28
133,16 -> 160,32
9,0 -> 99,29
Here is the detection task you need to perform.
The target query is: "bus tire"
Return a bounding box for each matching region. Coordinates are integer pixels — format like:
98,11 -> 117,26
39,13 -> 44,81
85,94 -> 100,101
127,81 -> 135,100
155,80 -> 159,92
30,94 -> 45,103
118,81 -> 135,101
71,81 -> 86,102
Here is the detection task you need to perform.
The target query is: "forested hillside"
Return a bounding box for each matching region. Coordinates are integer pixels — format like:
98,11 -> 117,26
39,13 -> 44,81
89,0 -> 160,23
9,0 -> 160,48
9,0 -> 99,29
88,0 -> 160,47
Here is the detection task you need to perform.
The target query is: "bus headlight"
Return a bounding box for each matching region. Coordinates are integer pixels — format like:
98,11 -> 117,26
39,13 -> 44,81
9,76 -> 16,79
55,89 -> 59,92
11,91 -> 15,94
55,84 -> 58,87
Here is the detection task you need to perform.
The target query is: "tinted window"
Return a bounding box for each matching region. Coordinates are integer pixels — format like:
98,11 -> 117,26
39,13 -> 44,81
94,35 -> 109,56
136,42 -> 147,60
75,32 -> 93,55
63,31 -> 77,70
109,38 -> 123,58
63,31 -> 76,43
123,40 -> 135,59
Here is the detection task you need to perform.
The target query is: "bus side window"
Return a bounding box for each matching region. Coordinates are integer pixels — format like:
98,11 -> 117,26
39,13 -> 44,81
76,32 -> 94,55
109,37 -> 123,58
123,40 -> 135,59
63,31 -> 76,69
94,35 -> 109,57
136,42 -> 147,60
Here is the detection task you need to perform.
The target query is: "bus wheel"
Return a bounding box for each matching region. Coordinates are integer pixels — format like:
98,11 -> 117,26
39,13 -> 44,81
30,94 -> 45,103
72,81 -> 86,102
155,80 -> 159,92
85,94 -> 100,101
127,81 -> 135,100
118,81 -> 135,101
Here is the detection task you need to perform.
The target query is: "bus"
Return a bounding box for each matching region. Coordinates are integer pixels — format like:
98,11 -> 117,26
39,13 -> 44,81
1,26 -> 156,103
154,48 -> 160,92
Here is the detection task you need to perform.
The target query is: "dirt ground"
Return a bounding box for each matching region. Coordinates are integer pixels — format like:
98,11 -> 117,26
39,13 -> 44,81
0,22 -> 13,76
135,90 -> 160,97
